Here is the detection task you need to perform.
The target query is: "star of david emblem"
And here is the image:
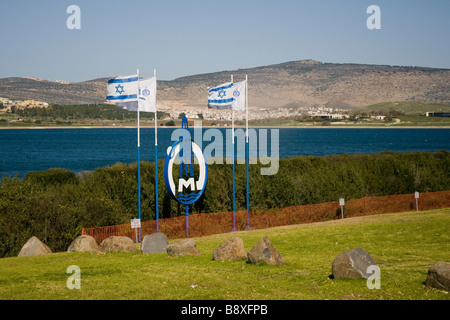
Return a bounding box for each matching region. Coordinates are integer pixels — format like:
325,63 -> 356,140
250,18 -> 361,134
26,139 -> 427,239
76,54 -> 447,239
115,84 -> 125,94
218,88 -> 226,98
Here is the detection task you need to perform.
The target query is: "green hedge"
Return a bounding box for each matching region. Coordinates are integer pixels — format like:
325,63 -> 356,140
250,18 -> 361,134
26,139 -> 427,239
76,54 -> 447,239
0,151 -> 449,257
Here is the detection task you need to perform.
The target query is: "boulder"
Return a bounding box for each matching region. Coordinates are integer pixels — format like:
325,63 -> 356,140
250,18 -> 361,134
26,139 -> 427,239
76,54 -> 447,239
166,238 -> 201,257
425,261 -> 450,291
67,235 -> 99,253
247,236 -> 284,265
213,237 -> 247,261
99,236 -> 137,253
332,247 -> 377,279
141,233 -> 169,254
18,236 -> 52,257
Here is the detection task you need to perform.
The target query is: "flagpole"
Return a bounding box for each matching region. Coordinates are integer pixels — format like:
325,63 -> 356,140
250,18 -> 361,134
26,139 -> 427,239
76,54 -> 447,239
154,68 -> 159,233
245,75 -> 251,229
137,68 -> 142,242
231,74 -> 237,232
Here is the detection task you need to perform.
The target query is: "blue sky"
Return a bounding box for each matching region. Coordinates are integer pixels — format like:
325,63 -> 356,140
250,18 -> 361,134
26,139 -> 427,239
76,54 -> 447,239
0,0 -> 449,82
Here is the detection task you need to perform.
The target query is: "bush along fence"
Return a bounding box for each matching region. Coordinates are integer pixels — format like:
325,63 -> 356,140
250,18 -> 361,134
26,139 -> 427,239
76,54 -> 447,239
82,191 -> 450,243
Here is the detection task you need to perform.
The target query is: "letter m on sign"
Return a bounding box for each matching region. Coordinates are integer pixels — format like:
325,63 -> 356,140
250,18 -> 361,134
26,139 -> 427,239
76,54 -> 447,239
178,178 -> 196,192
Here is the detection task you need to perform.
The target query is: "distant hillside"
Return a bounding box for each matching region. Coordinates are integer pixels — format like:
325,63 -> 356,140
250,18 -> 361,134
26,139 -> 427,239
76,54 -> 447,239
0,77 -> 107,105
1,60 -> 449,111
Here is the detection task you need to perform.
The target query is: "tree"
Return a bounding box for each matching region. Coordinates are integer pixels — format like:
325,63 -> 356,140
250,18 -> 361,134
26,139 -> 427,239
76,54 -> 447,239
178,112 -> 186,119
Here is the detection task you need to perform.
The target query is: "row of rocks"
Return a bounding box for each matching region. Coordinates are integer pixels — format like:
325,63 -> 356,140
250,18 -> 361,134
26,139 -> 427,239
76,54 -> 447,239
140,233 -> 285,266
17,235 -> 450,291
145,234 -> 285,266
70,235 -> 137,253
22,232 -> 284,266
18,235 -> 137,256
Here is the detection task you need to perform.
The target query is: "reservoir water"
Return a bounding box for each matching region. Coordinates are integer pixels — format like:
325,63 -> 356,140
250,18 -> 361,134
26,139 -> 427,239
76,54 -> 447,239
1,128 -> 449,178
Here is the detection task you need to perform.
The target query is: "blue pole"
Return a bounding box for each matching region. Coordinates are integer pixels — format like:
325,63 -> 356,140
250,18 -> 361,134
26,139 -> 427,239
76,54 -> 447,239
137,145 -> 141,242
231,139 -> 237,232
245,140 -> 250,229
155,143 -> 159,233
186,205 -> 189,238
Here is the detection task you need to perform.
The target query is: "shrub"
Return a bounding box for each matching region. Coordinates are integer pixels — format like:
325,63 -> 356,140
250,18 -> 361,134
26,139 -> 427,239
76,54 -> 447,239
24,168 -> 78,187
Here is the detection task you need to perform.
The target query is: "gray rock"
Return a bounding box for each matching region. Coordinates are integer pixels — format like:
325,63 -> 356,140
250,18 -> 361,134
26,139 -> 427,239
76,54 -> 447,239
213,237 -> 247,261
141,233 -> 169,254
18,236 -> 52,257
67,235 -> 99,253
99,236 -> 138,253
247,236 -> 284,265
166,238 -> 201,257
332,247 -> 377,279
425,261 -> 450,291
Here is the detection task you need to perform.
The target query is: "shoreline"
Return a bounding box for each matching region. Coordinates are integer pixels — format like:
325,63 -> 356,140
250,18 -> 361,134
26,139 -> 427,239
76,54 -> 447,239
0,125 -> 449,130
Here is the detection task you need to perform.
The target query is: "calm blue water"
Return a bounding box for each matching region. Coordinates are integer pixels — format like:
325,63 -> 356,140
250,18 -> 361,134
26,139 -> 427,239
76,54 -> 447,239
1,128 -> 449,178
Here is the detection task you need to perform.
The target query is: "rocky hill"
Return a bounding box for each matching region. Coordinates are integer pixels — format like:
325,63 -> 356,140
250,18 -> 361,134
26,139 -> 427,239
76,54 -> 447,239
1,60 -> 449,111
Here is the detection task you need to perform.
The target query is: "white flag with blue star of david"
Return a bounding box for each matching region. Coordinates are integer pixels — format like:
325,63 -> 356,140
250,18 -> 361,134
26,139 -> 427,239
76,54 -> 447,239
208,81 -> 246,110
116,77 -> 156,112
208,82 -> 234,110
106,74 -> 139,103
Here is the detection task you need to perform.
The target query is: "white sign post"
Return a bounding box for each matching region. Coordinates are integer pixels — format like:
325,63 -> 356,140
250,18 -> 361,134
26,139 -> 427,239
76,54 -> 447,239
339,198 -> 345,219
131,219 -> 141,243
414,192 -> 419,212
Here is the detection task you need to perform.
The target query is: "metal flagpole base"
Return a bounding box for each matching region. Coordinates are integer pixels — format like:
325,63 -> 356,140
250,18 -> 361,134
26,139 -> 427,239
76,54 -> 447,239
231,211 -> 237,232
245,210 -> 251,230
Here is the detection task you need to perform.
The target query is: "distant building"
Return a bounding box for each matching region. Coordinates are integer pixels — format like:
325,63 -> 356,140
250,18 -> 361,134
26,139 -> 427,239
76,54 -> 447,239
2,99 -> 13,107
14,99 -> 49,108
426,112 -> 450,117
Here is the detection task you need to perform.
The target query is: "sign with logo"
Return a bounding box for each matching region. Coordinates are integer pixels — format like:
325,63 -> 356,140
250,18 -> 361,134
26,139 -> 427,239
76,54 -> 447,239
131,219 -> 141,229
339,198 -> 345,206
414,191 -> 419,199
164,117 -> 208,205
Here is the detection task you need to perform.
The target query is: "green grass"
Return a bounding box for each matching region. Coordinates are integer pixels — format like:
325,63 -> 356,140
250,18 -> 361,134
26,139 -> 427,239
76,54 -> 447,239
360,101 -> 450,116
394,115 -> 450,126
0,209 -> 449,300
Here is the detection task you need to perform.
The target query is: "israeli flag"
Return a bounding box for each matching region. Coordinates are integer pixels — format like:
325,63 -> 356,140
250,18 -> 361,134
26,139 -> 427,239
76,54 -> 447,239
116,77 -> 157,113
208,82 -> 234,109
106,74 -> 139,102
208,81 -> 246,110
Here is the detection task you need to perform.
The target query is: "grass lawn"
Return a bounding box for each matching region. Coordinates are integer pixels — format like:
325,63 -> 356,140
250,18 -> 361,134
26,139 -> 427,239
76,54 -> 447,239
360,101 -> 450,115
0,209 -> 449,300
